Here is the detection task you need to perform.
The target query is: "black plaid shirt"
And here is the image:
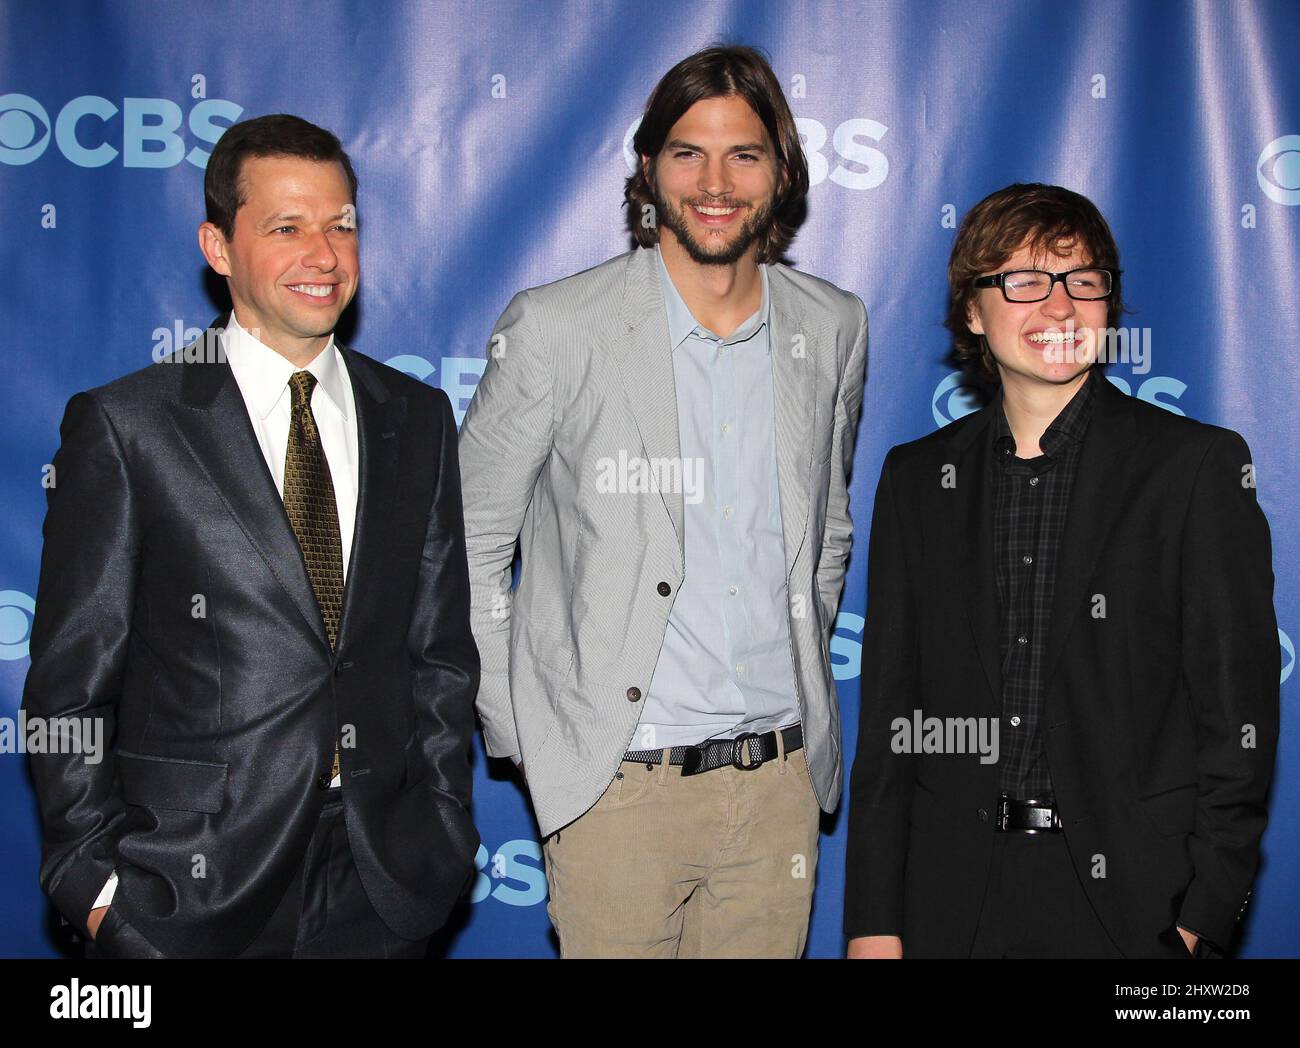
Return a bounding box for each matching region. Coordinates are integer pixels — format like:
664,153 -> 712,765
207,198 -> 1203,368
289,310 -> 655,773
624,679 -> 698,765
991,369 -> 1097,800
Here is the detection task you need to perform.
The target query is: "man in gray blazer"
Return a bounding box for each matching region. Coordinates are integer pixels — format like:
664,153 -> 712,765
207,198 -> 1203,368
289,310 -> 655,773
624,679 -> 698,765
459,46 -> 867,957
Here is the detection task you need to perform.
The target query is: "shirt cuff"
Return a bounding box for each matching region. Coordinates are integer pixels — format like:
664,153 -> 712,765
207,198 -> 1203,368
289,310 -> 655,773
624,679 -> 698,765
92,871 -> 118,909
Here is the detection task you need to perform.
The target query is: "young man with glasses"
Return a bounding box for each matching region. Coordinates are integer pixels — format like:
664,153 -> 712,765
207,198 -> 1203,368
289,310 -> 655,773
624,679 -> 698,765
460,45 -> 867,957
844,183 -> 1278,958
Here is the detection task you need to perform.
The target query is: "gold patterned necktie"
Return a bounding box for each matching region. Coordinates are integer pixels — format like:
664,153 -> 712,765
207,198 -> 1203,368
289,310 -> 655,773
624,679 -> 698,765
283,370 -> 344,780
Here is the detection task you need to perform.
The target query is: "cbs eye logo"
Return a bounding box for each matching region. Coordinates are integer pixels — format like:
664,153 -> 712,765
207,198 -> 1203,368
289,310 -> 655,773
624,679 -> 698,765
0,95 -> 51,165
0,591 -> 36,661
1257,135 -> 1300,206
931,372 -> 986,427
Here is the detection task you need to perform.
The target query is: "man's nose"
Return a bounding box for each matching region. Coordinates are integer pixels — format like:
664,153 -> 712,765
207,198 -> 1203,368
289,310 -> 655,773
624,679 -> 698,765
301,230 -> 339,271
1040,278 -> 1076,320
699,156 -> 733,198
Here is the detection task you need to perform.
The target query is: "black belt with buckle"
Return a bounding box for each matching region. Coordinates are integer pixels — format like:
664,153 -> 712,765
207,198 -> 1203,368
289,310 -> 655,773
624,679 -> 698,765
623,724 -> 803,776
995,793 -> 1063,833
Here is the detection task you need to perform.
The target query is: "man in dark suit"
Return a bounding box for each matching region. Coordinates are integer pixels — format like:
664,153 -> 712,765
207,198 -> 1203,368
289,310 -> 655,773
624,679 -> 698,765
22,114 -> 480,958
844,183 -> 1279,959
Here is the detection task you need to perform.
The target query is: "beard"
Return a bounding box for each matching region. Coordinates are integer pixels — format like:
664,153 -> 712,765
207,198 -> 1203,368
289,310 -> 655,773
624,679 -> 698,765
652,187 -> 775,266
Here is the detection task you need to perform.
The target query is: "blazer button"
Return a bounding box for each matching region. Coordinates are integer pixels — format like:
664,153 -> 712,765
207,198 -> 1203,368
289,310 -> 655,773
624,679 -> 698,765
317,773 -> 332,791
977,808 -> 989,822
626,687 -> 642,702
657,582 -> 671,596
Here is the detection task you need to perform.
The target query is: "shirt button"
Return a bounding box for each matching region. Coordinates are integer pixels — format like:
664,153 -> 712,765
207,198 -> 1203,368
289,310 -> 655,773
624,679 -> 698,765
626,687 -> 642,702
1022,555 -> 1033,565
1029,476 -> 1040,487
728,585 -> 738,596
978,808 -> 989,822
722,423 -> 731,434
657,581 -> 671,596
1010,716 -> 1021,727
1017,635 -> 1028,645
735,664 -> 745,675
723,506 -> 734,518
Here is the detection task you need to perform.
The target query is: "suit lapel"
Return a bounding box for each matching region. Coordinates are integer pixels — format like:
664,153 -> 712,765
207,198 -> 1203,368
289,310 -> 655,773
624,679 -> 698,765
768,273 -> 818,578
1042,375 -> 1142,686
613,249 -> 685,556
166,321 -> 329,649
943,407 -> 1003,708
334,349 -> 401,647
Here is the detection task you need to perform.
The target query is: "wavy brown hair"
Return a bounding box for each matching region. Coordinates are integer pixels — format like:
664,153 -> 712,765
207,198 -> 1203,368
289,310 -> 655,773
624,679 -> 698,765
624,45 -> 808,264
947,183 -> 1125,382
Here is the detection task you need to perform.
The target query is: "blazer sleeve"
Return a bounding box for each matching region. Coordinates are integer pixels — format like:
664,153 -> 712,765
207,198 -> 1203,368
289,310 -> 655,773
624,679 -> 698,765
1175,429 -> 1280,949
21,392 -> 139,933
457,290 -> 555,761
815,293 -> 868,636
843,448 -> 919,939
407,391 -> 482,811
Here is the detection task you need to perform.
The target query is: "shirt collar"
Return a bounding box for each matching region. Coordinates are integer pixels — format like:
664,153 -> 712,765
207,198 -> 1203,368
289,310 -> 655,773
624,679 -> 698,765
993,367 -> 1098,457
222,311 -> 349,421
655,244 -> 770,353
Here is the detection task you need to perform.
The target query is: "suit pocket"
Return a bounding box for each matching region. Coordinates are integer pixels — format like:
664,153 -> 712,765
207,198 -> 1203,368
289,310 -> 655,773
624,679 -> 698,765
116,750 -> 229,814
1138,782 -> 1197,836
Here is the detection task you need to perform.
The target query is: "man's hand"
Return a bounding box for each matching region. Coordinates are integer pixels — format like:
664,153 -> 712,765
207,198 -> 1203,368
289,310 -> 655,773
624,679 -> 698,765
1177,926 -> 1199,955
847,935 -> 903,959
87,905 -> 109,940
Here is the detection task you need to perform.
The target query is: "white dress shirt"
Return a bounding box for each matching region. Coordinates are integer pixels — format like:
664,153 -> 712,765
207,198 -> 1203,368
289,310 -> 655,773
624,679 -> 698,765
93,312 -> 360,911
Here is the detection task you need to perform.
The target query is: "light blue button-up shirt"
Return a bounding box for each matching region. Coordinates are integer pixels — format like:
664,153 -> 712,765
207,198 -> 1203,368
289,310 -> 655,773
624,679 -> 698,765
635,246 -> 801,750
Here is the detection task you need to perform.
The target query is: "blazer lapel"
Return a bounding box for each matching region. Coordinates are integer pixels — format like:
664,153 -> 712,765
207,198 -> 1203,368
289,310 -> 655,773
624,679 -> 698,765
944,407 -> 1004,710
612,248 -> 685,557
1042,375 -> 1142,686
768,274 -> 819,579
166,320 -> 329,650
334,349 -> 401,647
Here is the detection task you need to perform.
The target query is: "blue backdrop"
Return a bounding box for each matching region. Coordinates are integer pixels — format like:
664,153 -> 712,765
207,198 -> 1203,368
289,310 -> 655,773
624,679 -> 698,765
1,0 -> 1295,957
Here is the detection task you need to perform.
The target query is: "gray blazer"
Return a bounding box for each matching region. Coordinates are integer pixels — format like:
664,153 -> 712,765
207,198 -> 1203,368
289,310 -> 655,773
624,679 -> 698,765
459,246 -> 867,836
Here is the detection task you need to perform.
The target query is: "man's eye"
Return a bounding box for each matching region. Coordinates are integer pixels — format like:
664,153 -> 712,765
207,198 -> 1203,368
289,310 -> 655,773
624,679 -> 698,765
330,224 -> 356,233
273,226 -> 296,234
734,153 -> 758,161
673,150 -> 698,159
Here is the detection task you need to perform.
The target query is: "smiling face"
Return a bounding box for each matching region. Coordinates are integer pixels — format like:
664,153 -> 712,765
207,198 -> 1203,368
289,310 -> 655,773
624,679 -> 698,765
966,239 -> 1109,390
645,94 -> 779,267
198,154 -> 358,363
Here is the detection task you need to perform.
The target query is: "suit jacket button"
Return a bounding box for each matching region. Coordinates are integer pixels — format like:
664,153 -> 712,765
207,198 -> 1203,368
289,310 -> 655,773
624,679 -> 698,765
657,582 -> 671,596
317,773 -> 332,791
978,808 -> 989,822
626,687 -> 642,702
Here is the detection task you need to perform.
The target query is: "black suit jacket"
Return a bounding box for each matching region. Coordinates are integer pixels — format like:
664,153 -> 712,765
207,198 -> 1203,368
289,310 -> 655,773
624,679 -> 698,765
22,320 -> 481,958
844,374 -> 1279,957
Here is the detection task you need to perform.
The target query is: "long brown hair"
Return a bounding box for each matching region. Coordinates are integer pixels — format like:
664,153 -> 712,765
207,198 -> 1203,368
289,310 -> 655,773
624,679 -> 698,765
624,45 -> 808,264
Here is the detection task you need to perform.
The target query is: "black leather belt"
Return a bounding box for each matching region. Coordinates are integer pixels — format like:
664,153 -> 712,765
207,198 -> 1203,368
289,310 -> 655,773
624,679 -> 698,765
623,725 -> 803,776
995,793 -> 1063,833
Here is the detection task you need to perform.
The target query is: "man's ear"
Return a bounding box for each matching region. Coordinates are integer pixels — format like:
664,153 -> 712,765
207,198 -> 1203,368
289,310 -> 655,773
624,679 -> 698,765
198,222 -> 232,277
966,302 -> 985,336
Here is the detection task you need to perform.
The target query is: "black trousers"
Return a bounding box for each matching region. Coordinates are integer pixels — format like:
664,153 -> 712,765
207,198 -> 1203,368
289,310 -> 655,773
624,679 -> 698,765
90,791 -> 428,959
969,830 -> 1124,958
238,789 -> 428,959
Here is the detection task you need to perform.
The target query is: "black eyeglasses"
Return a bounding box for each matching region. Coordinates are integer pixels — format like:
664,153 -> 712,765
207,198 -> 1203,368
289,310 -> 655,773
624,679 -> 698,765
972,268 -> 1117,303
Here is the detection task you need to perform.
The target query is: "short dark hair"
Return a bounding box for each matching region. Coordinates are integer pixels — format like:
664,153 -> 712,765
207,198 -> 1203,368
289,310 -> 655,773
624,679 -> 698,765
624,45 -> 809,264
204,114 -> 358,239
946,183 -> 1125,381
